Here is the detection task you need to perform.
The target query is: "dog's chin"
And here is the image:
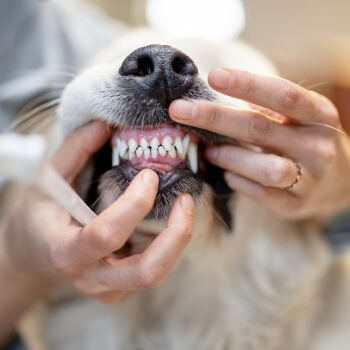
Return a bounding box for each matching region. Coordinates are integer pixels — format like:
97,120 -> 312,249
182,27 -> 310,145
101,161 -> 203,219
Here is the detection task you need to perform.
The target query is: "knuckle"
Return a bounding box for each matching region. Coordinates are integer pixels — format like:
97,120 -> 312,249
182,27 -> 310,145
280,82 -> 300,110
270,159 -> 295,187
248,113 -> 273,144
240,71 -> 256,97
138,262 -> 163,289
204,104 -> 222,128
49,248 -> 75,276
86,222 -> 113,250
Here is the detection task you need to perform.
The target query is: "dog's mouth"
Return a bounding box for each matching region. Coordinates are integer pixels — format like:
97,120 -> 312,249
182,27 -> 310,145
111,124 -> 199,189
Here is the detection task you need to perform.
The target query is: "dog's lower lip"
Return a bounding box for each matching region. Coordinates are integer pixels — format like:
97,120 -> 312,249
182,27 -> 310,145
118,160 -> 191,192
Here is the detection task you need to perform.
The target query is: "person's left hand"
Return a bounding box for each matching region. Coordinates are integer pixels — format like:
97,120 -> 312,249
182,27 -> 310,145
169,68 -> 350,221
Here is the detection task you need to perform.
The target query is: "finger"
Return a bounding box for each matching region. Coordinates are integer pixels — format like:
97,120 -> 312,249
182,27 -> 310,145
206,145 -> 300,188
170,99 -> 297,152
223,172 -> 304,219
89,194 -> 195,290
51,121 -> 112,182
208,68 -> 339,126
79,169 -> 159,260
53,170 -> 159,271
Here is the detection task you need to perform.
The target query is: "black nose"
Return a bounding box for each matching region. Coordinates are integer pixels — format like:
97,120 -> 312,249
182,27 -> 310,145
119,44 -> 198,107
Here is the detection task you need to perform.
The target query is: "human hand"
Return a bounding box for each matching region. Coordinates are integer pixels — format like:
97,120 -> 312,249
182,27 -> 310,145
169,68 -> 350,221
4,121 -> 194,304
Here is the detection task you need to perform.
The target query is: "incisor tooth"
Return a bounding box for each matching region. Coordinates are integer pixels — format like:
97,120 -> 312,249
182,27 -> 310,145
119,140 -> 127,157
150,137 -> 160,150
174,137 -> 184,158
140,138 -> 149,150
169,145 -> 176,158
144,148 -> 150,159
112,148 -> 120,166
136,147 -> 143,158
128,149 -> 135,160
128,138 -> 138,153
187,143 -> 198,174
182,135 -> 190,154
162,136 -> 173,151
158,146 -> 166,157
151,148 -> 158,159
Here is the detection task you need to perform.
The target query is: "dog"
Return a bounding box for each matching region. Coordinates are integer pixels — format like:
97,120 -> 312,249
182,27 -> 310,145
21,29 -> 350,350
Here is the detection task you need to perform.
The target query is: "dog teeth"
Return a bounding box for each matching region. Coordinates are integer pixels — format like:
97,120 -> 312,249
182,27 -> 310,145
113,135 -> 198,173
150,137 -> 160,150
128,148 -> 135,160
158,145 -> 166,157
112,147 -> 120,166
144,148 -> 151,159
151,148 -> 158,159
136,146 -> 143,158
174,137 -> 184,158
187,143 -> 198,174
128,138 -> 138,153
162,136 -> 173,151
119,139 -> 127,158
182,135 -> 190,154
140,138 -> 149,150
169,145 -> 176,158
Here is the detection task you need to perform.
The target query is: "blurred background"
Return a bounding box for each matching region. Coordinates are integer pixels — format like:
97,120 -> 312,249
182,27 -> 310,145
85,0 -> 350,132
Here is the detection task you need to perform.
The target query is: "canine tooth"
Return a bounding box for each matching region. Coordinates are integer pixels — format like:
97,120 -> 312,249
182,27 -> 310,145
128,138 -> 138,153
158,146 -> 166,157
151,148 -> 158,159
144,148 -> 151,159
182,135 -> 190,154
136,147 -> 143,158
119,140 -> 127,157
169,145 -> 177,158
174,136 -> 184,158
150,137 -> 160,150
112,148 -> 120,166
187,143 -> 198,174
140,138 -> 149,150
162,136 -> 173,151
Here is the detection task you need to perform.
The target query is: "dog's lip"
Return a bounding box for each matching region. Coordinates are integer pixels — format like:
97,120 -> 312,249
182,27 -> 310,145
118,160 -> 193,192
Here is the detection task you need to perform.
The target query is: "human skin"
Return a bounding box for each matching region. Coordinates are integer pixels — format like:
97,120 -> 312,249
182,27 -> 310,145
0,121 -> 195,346
170,68 -> 350,221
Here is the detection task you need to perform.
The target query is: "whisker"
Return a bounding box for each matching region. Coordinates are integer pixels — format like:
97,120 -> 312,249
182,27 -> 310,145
304,81 -> 329,90
8,98 -> 61,132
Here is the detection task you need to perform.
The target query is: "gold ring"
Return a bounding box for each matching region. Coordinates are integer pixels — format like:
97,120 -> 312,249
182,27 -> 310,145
284,161 -> 302,190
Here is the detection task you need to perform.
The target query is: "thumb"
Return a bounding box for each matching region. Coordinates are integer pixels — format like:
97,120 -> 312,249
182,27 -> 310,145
51,121 -> 112,182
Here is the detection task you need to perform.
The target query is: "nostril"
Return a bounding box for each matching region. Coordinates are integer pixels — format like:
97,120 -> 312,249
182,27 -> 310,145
119,54 -> 154,77
137,56 -> 154,76
171,55 -> 198,76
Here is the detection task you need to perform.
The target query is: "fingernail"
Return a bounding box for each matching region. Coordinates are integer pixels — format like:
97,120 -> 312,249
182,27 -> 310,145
169,100 -> 194,121
141,169 -> 158,187
206,147 -> 219,160
209,68 -> 232,89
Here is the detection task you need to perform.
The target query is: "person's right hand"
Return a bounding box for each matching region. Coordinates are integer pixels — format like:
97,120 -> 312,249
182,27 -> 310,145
3,121 -> 195,304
